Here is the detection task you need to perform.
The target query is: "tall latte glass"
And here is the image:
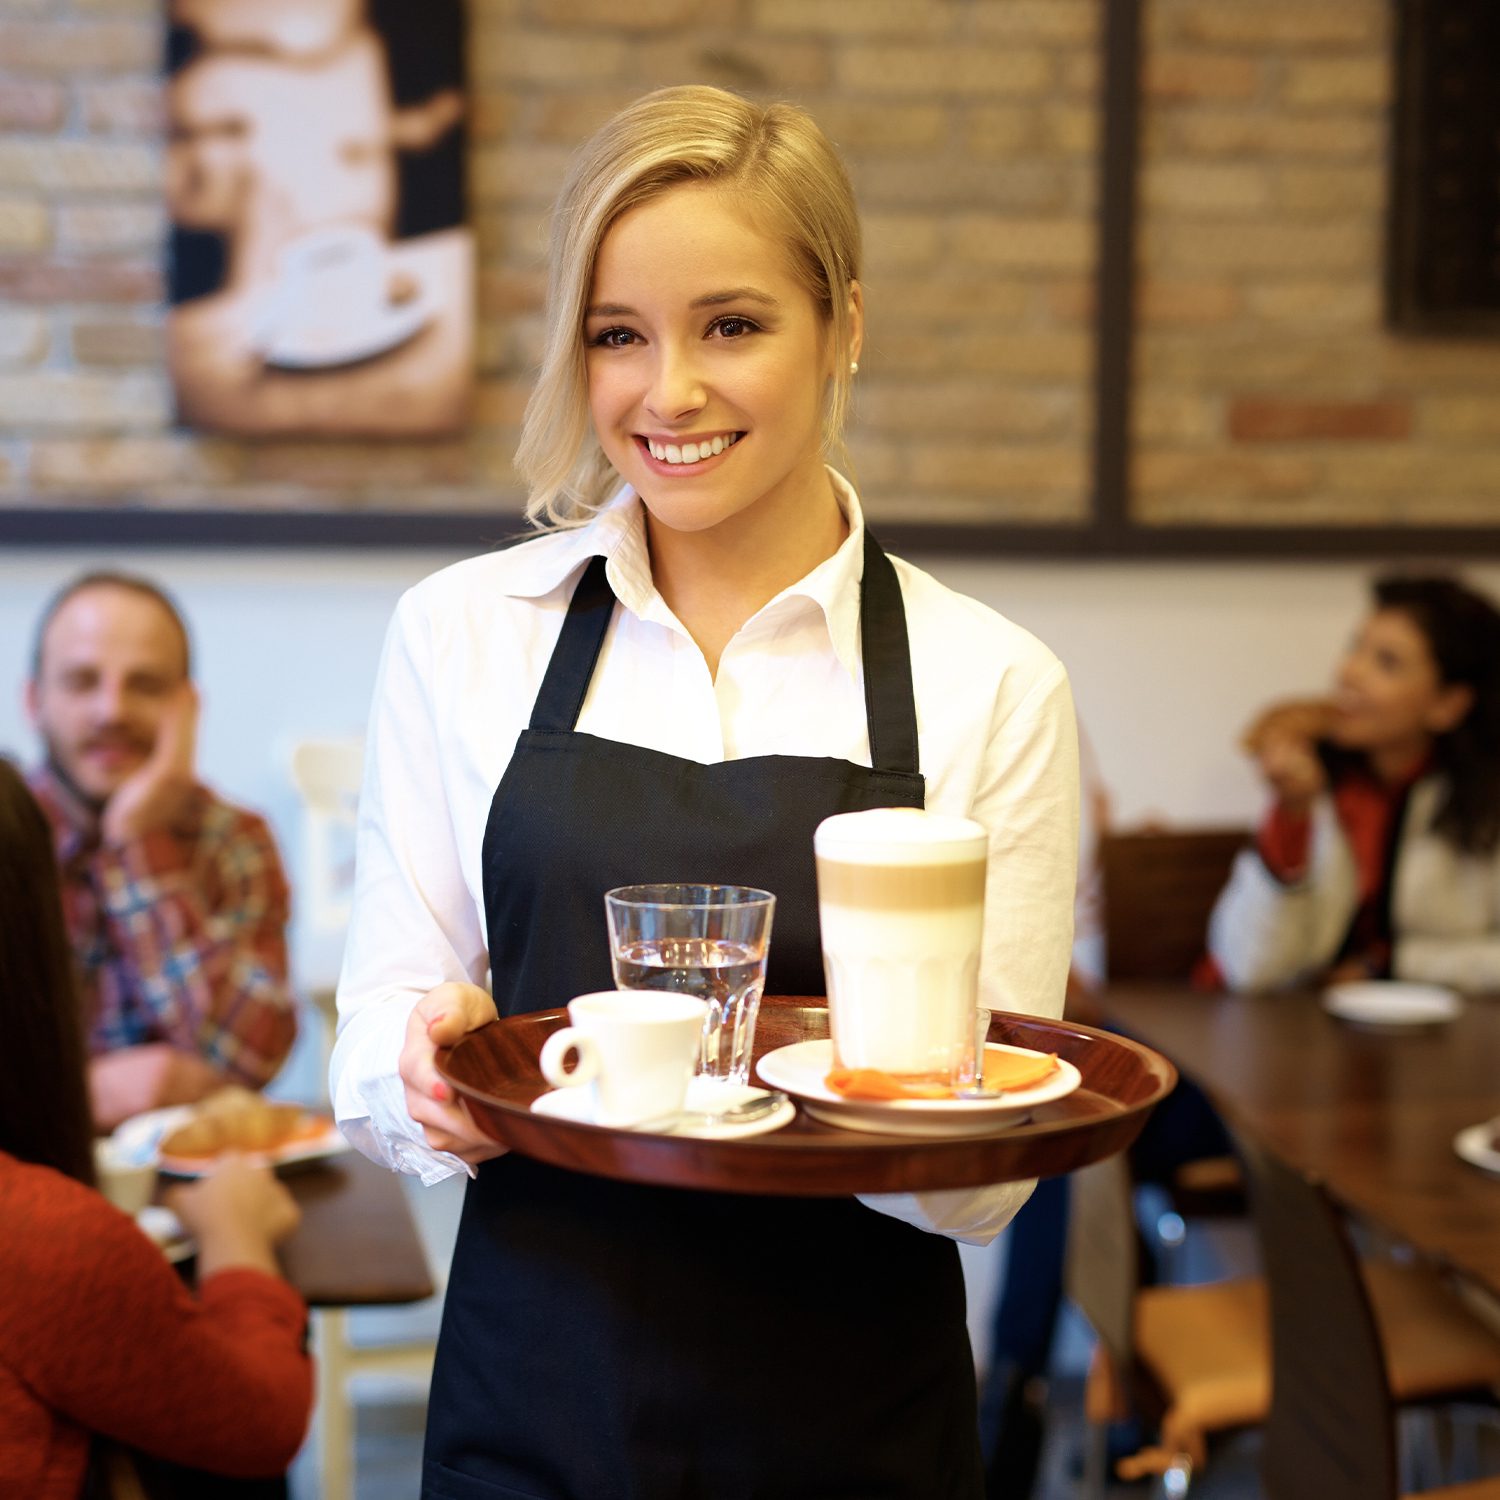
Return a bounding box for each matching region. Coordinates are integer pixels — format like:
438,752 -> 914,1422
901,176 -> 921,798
815,808 -> 987,1084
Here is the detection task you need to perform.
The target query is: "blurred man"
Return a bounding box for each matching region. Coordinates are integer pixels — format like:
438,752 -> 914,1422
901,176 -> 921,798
26,572 -> 296,1130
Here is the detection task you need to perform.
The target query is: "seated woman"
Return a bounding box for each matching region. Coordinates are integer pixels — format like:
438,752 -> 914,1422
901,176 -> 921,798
0,759 -> 313,1499
1209,574 -> 1500,992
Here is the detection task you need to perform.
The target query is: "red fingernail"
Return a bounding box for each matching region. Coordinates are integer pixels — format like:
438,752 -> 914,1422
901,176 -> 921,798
433,1081 -> 450,1103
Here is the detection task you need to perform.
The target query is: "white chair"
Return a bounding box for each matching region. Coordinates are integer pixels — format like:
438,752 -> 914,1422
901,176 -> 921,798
286,736 -> 442,1500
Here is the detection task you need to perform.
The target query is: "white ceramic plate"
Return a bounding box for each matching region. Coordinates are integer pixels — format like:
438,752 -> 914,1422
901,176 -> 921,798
531,1076 -> 795,1140
1321,981 -> 1461,1031
754,1040 -> 1081,1139
1453,1121 -> 1500,1178
136,1205 -> 195,1264
112,1104 -> 350,1177
256,296 -> 431,371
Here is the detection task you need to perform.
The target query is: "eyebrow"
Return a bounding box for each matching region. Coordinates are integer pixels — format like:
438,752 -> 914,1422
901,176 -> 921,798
584,287 -> 782,319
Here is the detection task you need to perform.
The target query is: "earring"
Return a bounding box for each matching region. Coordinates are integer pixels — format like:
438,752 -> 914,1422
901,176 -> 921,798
849,360 -> 859,375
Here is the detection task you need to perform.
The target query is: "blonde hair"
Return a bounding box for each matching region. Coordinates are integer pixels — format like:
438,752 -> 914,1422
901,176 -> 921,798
516,85 -> 862,528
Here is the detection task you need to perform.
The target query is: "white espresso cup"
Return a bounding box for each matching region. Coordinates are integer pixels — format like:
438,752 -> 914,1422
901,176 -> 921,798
258,223 -> 387,346
538,990 -> 708,1127
815,807 -> 988,1084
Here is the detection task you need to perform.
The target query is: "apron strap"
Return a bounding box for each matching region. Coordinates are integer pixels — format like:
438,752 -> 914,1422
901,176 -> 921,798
528,554 -> 615,733
529,534 -> 922,779
860,530 -> 921,777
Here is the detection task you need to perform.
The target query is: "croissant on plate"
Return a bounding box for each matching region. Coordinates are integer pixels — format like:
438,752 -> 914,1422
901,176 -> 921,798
159,1086 -> 319,1160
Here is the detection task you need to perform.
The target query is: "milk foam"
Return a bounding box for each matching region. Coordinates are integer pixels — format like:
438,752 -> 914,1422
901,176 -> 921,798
814,807 -> 987,865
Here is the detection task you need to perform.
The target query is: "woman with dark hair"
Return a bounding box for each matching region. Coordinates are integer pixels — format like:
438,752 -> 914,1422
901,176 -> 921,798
1209,574 -> 1500,992
0,759 -> 314,1499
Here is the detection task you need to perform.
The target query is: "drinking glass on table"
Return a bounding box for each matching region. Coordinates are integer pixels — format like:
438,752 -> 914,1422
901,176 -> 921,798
605,884 -> 775,1085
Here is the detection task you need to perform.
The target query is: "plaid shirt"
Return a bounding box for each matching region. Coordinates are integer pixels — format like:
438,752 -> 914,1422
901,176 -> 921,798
29,766 -> 297,1088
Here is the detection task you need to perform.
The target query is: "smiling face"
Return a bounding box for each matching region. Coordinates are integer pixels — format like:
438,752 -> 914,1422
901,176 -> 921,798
1328,607 -> 1474,761
27,585 -> 189,805
583,181 -> 858,545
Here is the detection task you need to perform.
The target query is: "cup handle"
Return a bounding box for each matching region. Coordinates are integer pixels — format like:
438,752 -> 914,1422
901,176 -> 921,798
539,1027 -> 599,1089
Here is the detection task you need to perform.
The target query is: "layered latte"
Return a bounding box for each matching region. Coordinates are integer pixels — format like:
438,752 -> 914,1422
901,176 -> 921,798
814,807 -> 988,1082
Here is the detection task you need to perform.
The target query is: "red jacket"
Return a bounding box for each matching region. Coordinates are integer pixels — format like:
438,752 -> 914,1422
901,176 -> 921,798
0,1152 -> 311,1498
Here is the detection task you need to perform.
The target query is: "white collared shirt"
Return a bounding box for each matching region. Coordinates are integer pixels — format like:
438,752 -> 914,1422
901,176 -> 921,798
331,474 -> 1079,1242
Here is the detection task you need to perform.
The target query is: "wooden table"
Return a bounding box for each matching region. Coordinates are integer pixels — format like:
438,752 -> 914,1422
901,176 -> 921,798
1098,982 -> 1500,1300
278,1151 -> 434,1308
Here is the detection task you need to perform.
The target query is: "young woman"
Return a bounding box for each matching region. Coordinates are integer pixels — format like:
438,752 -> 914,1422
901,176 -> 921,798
1209,574 -> 1500,992
332,85 -> 1079,1500
0,759 -> 312,1500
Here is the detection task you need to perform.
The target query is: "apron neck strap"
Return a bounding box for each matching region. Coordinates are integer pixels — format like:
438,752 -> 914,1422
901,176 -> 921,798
859,529 -> 920,777
528,534 -> 921,778
528,554 -> 615,734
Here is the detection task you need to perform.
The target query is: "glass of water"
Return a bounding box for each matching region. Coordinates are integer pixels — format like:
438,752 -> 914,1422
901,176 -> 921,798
604,884 -> 776,1085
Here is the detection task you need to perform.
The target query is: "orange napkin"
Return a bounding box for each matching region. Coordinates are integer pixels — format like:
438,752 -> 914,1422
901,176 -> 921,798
826,1050 -> 1059,1101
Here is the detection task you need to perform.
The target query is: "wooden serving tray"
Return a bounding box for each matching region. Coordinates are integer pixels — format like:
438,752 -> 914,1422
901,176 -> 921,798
437,996 -> 1176,1197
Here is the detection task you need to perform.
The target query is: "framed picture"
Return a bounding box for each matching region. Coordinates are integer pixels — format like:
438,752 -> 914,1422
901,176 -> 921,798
1388,0 -> 1500,335
164,0 -> 474,435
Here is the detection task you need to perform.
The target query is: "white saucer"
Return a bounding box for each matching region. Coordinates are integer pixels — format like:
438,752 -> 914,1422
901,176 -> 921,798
136,1205 -> 195,1264
754,1040 -> 1081,1139
256,296 -> 431,371
530,1076 -> 795,1140
1453,1121 -> 1500,1177
1322,981 -> 1461,1031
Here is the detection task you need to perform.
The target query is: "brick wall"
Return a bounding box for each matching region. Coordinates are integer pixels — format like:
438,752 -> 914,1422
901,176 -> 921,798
0,0 -> 1099,523
2,0 -> 1494,533
1133,0 -> 1500,528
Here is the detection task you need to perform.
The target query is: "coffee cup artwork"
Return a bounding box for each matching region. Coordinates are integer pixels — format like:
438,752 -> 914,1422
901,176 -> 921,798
814,808 -> 988,1085
538,991 -> 709,1128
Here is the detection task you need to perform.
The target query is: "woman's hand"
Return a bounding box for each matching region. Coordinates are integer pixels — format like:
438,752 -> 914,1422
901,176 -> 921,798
165,1154 -> 300,1279
399,981 -> 506,1166
1254,732 -> 1327,816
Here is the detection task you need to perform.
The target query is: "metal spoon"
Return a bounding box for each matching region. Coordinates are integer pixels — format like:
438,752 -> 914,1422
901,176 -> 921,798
631,1090 -> 790,1134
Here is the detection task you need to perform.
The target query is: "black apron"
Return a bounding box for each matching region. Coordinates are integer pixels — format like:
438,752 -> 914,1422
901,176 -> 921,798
423,533 -> 983,1500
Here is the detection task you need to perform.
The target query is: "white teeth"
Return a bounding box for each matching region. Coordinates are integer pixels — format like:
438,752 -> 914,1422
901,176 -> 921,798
645,433 -> 740,464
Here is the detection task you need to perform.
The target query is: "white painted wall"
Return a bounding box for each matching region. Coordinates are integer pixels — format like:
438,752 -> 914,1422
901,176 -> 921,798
6,544 -> 1498,996
7,542 -> 1497,1365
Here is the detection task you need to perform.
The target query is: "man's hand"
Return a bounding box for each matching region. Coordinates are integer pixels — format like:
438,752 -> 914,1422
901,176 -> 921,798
399,981 -> 506,1166
101,682 -> 200,846
89,1042 -> 224,1130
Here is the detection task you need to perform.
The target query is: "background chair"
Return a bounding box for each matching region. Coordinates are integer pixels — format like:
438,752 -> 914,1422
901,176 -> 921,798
1098,827 -> 1247,987
1064,1150 -> 1268,1497
286,736 -> 445,1500
1097,826 -> 1251,1276
1066,1143 -> 1500,1498
1238,1129 -> 1500,1500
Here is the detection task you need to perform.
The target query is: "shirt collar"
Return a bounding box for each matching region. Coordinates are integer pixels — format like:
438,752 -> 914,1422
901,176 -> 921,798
495,469 -> 871,681
765,468 -> 866,683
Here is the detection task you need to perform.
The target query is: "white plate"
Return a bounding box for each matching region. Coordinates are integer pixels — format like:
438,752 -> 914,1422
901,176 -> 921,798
530,1077 -> 795,1140
754,1040 -> 1081,1139
1453,1121 -> 1500,1177
136,1205 -> 195,1264
1322,982 -> 1461,1031
256,295 -> 432,371
112,1104 -> 350,1177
